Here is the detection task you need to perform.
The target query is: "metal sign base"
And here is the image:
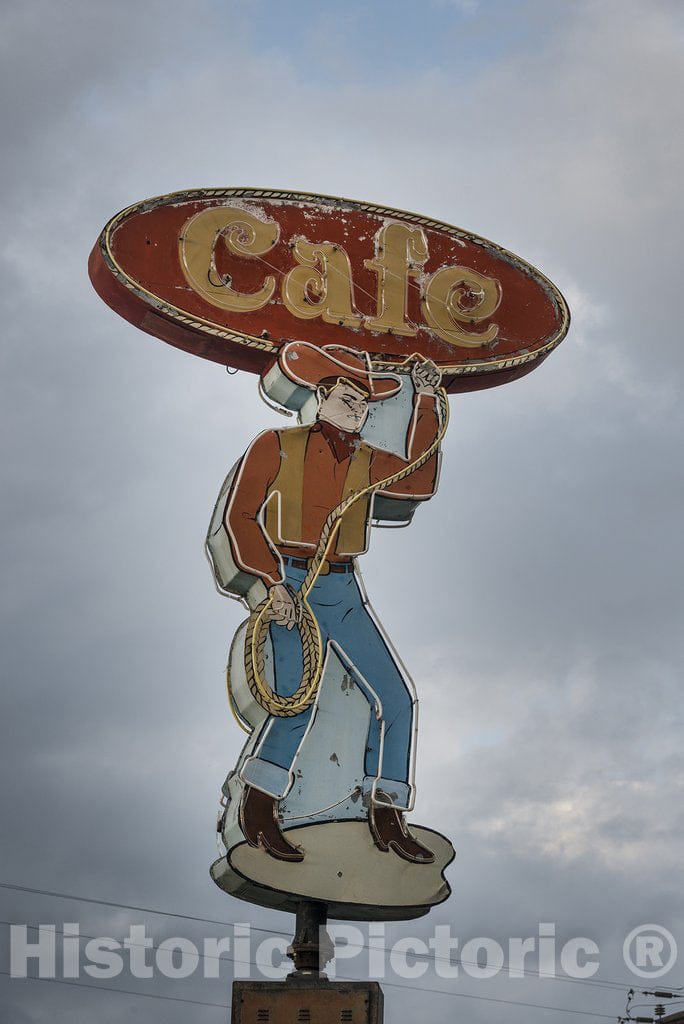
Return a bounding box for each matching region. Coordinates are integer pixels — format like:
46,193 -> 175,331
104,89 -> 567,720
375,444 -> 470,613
231,978 -> 384,1024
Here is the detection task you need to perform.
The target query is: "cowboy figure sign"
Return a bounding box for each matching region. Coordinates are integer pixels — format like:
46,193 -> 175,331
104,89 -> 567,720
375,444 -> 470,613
204,342 -> 457,918
89,188 -> 569,920
224,345 -> 442,865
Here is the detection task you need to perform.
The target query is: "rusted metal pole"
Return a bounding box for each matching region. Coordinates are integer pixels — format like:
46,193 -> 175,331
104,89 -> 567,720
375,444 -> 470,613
232,904 -> 383,1021
287,900 -> 334,976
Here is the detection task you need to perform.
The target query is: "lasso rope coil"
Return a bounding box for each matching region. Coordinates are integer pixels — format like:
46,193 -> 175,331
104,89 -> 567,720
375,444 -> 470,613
229,379 -> 449,723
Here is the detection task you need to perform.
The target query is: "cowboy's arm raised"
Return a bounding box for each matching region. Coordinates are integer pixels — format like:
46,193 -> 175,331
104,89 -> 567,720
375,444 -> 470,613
370,359 -> 443,497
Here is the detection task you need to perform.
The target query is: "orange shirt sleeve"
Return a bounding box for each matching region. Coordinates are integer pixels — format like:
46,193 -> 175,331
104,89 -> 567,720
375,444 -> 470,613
224,430 -> 285,586
369,393 -> 441,498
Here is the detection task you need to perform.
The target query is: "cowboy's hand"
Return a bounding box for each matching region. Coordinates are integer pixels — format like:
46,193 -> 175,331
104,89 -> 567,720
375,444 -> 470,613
268,583 -> 301,630
411,358 -> 442,395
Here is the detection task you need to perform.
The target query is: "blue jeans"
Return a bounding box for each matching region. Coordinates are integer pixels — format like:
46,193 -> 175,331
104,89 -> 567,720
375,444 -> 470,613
241,563 -> 416,809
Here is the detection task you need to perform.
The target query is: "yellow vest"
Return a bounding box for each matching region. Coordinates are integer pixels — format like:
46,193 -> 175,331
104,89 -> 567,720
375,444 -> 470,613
263,426 -> 373,555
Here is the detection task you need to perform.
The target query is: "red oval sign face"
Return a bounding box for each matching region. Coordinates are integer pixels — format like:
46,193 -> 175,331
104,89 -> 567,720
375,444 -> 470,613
88,188 -> 569,393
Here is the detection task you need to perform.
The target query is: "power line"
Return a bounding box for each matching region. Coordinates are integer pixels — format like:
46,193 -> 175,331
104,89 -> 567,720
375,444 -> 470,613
0,919 -> 244,970
0,969 -> 228,1010
379,977 -> 619,1018
0,879 -> 642,992
0,881 -> 281,938
0,896 -> 628,1019
0,916 -> 629,1001
1,879 -> 672,995
0,966 -> 619,1019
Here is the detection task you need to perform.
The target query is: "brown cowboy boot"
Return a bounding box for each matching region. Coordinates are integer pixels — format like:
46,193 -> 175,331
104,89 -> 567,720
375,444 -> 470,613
239,785 -> 304,863
369,803 -> 435,864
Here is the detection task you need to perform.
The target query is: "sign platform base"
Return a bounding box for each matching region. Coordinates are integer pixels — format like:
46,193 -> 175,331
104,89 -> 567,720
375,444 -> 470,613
212,818 -> 454,921
231,977 -> 384,1024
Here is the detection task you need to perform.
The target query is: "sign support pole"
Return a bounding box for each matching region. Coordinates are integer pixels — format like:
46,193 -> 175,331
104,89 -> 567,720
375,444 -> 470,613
287,900 -> 333,975
230,900 -> 384,1022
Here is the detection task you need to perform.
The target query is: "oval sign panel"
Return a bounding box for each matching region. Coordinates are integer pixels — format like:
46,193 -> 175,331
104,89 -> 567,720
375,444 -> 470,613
89,188 -> 569,393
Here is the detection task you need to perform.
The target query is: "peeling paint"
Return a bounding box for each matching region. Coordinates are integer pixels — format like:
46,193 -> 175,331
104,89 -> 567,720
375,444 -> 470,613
93,187 -> 570,397
341,673 -> 355,692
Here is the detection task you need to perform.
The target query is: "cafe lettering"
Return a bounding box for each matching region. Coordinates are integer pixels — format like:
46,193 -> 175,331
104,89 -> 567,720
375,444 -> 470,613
179,207 -> 501,348
89,189 -> 569,390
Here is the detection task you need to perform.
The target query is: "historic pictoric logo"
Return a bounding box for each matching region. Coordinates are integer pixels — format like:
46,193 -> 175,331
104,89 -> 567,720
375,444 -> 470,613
90,188 -> 569,921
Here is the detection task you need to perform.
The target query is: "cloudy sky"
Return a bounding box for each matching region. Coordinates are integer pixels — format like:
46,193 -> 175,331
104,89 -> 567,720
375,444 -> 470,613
1,0 -> 683,1020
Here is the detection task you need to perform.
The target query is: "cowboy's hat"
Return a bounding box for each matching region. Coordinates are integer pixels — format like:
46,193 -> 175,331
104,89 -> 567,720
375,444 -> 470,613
274,342 -> 402,401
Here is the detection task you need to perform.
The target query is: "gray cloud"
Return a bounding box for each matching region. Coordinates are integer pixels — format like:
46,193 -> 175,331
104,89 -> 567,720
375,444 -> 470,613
1,1 -> 683,1021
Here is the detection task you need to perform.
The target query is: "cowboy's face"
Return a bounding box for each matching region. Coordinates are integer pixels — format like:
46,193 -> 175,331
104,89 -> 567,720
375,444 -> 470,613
317,380 -> 370,432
